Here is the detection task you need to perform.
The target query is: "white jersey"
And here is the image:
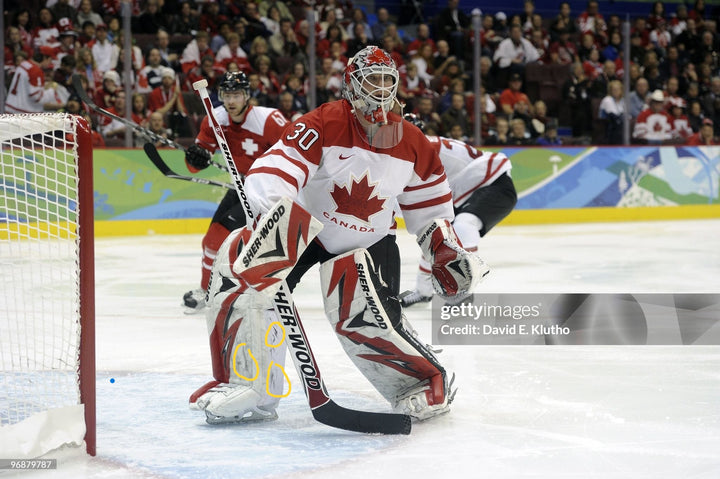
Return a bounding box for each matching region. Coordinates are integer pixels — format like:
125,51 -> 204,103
137,65 -> 164,94
245,100 -> 454,254
5,60 -> 58,114
671,116 -> 693,140
493,37 -> 540,69
428,136 -> 512,208
91,39 -> 114,73
32,27 -> 59,50
633,109 -> 673,142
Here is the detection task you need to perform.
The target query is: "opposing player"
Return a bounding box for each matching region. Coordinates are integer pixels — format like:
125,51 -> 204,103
181,71 -> 289,312
399,113 -> 517,306
190,46 -> 488,425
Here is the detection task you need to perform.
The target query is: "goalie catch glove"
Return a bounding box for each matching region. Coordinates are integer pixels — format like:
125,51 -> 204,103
185,144 -> 212,171
417,219 -> 489,300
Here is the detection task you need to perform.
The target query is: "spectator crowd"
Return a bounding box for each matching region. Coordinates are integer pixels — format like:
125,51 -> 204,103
3,0 -> 719,146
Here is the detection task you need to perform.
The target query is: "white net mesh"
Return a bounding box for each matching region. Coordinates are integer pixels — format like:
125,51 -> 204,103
0,114 -> 84,430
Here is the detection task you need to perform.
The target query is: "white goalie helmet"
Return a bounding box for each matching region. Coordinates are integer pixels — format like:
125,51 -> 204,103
343,46 -> 399,125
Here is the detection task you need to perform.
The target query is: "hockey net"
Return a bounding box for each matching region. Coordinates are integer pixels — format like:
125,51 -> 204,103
0,113 -> 95,457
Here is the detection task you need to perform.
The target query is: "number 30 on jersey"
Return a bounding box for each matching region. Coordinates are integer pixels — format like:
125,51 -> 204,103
286,123 -> 319,151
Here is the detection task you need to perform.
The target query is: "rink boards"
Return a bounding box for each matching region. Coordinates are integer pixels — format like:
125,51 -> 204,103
82,145 -> 719,237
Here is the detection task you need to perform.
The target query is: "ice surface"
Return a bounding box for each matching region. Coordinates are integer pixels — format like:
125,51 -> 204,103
7,219 -> 720,478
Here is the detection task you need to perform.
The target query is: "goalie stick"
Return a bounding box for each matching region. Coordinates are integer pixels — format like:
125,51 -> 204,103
192,79 -> 412,435
70,74 -> 229,172
143,142 -> 233,189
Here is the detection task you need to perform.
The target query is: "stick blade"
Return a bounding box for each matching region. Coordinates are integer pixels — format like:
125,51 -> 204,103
143,142 -> 172,175
312,401 -> 412,435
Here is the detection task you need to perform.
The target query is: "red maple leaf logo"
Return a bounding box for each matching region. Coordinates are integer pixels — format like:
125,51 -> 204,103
653,121 -> 663,132
364,47 -> 392,66
330,174 -> 387,223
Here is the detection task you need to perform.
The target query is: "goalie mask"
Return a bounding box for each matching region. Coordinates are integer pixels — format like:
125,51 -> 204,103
343,46 -> 399,126
343,46 -> 403,148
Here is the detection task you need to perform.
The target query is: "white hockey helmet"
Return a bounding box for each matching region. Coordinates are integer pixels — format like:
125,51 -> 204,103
343,46 -> 399,125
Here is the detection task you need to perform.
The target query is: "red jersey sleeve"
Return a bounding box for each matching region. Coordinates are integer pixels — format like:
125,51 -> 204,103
147,88 -> 164,112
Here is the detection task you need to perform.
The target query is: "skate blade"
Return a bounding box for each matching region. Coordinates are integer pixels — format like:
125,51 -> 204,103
399,292 -> 433,307
204,409 -> 278,425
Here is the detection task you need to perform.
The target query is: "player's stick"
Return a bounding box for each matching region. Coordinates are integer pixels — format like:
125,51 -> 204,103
192,79 -> 412,435
143,142 -> 233,189
70,74 -> 229,172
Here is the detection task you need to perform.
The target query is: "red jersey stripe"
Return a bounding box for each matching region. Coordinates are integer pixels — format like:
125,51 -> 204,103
264,148 -> 311,187
403,174 -> 447,192
399,192 -> 453,210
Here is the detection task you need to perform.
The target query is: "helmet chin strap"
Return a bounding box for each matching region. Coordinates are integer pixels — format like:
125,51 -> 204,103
351,97 -> 367,111
238,90 -> 250,115
379,104 -> 389,126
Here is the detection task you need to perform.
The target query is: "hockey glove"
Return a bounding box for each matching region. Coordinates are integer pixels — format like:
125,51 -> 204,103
417,219 -> 489,299
186,144 -> 212,171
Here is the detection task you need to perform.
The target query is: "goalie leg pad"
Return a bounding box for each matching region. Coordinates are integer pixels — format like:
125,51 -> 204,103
200,227 -> 253,381
196,293 -> 287,422
233,197 -> 323,296
190,228 -> 288,422
417,219 -> 490,300
320,249 -> 454,420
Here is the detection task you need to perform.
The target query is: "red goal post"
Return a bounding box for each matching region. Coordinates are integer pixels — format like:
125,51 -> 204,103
0,113 -> 96,457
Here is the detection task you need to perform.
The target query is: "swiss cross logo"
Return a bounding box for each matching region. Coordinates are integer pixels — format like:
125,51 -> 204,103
241,138 -> 258,156
329,173 -> 387,223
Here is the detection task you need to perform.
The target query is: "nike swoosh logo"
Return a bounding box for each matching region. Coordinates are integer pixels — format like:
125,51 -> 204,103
339,154 -> 353,160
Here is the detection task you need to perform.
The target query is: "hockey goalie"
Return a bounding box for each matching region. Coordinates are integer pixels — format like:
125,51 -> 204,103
189,46 -> 489,426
